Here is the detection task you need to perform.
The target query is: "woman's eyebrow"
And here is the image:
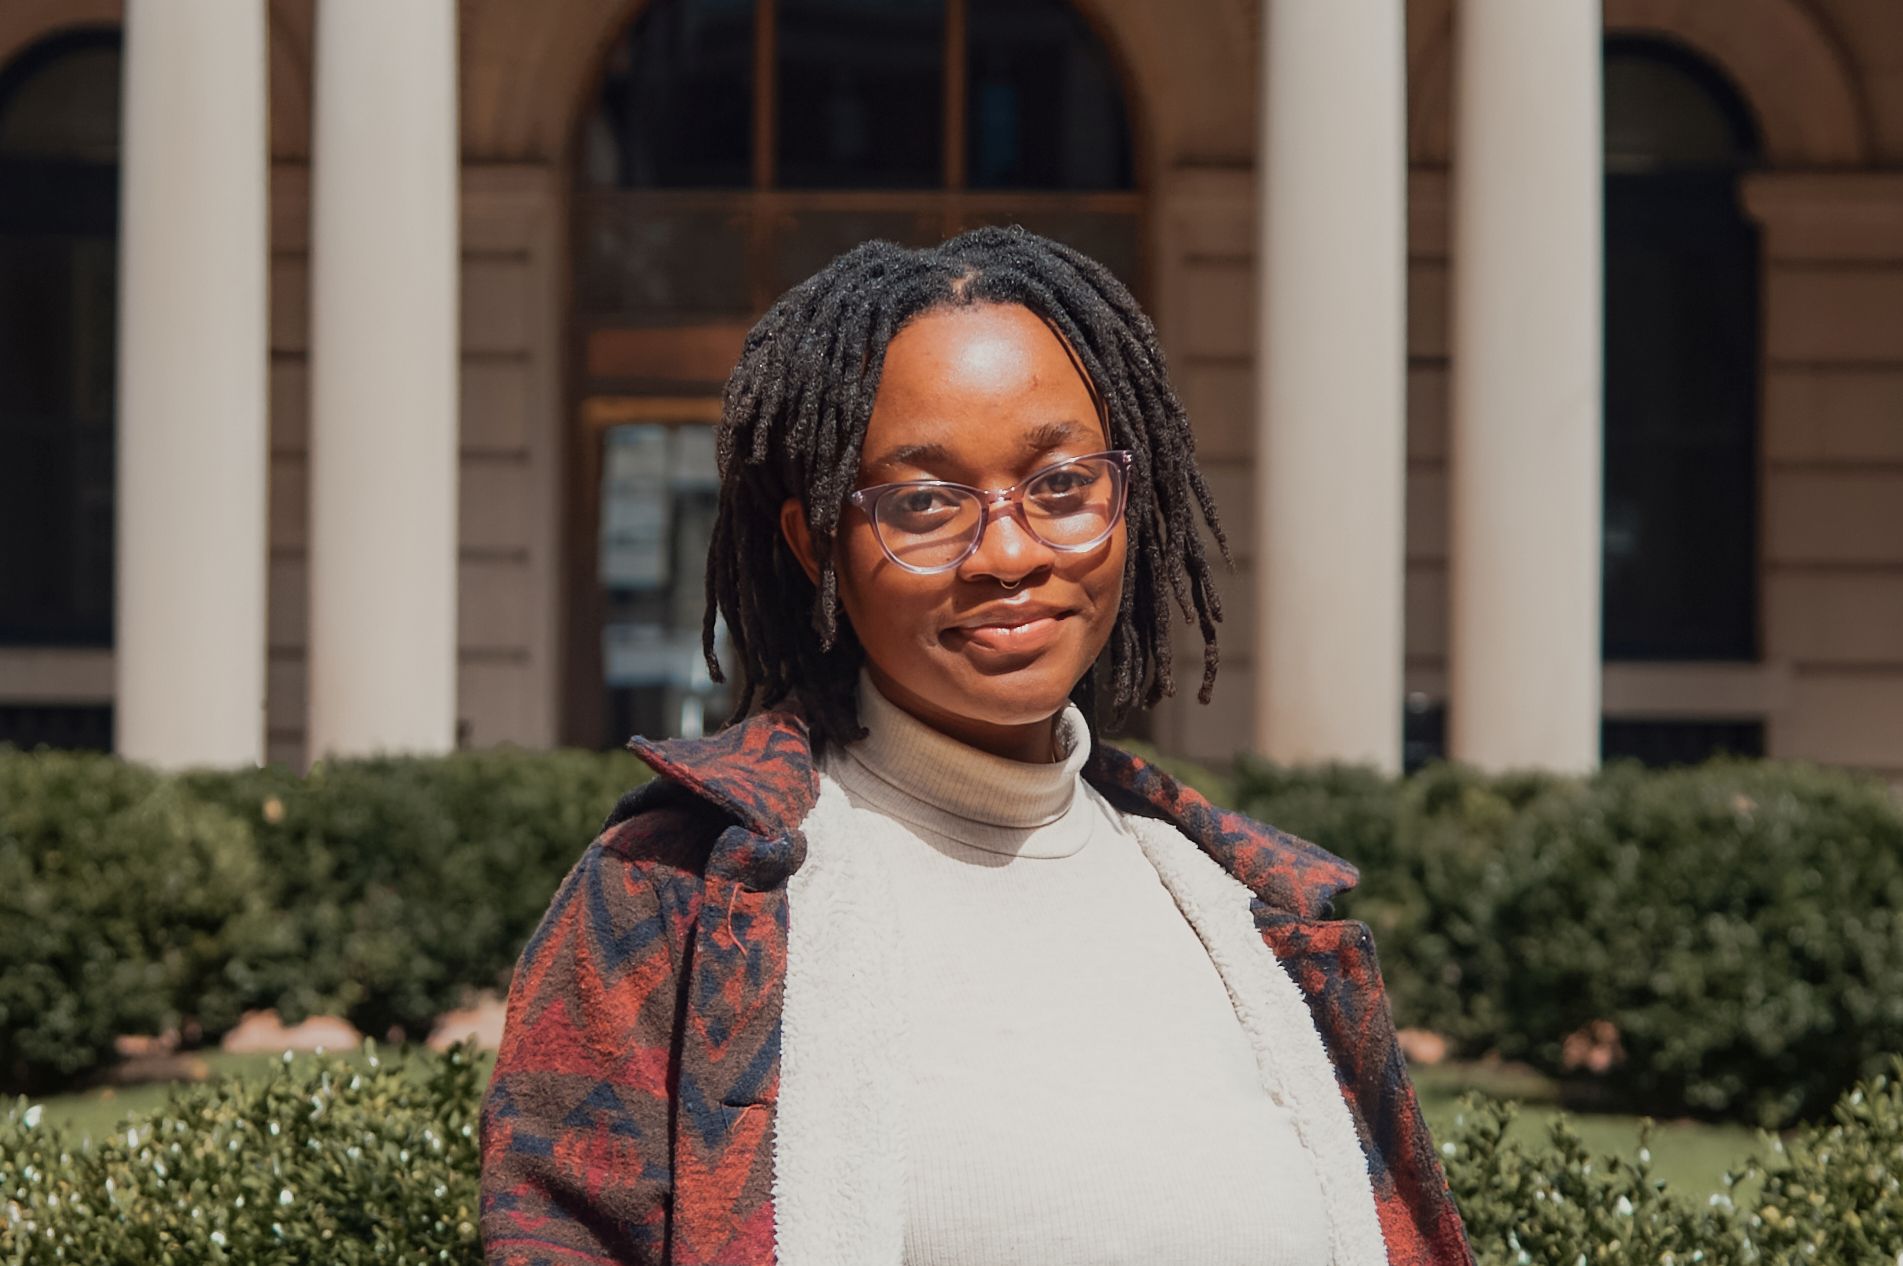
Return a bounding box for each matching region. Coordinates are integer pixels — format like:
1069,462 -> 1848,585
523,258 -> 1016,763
865,441 -> 953,476
1023,419 -> 1091,454
864,421 -> 1092,479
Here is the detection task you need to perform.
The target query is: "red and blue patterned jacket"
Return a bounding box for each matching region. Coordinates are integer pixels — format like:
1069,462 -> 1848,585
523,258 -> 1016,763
479,706 -> 1475,1265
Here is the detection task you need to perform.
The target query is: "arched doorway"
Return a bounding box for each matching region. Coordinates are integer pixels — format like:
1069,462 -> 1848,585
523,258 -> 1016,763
563,0 -> 1141,747
1600,36 -> 1765,764
0,28 -> 120,751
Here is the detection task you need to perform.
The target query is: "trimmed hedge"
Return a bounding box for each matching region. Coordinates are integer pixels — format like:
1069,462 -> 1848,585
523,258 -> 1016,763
1486,759 -> 1903,1127
1232,754 -> 1903,1128
4,1046 -> 1900,1263
0,752 -> 281,1092
0,1044 -> 482,1264
179,747 -> 650,1041
5,739 -> 1901,1127
1444,1056 -> 1903,1264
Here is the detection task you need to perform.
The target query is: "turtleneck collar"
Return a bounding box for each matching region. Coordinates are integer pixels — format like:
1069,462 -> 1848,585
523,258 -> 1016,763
824,669 -> 1095,858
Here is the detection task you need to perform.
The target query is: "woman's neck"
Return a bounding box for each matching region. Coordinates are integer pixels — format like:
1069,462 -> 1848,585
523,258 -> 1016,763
861,664 -> 1066,763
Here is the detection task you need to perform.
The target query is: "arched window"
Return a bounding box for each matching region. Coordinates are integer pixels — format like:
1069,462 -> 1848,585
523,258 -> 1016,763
1602,38 -> 1762,666
566,0 -> 1138,746
0,30 -> 120,651
573,0 -> 1138,321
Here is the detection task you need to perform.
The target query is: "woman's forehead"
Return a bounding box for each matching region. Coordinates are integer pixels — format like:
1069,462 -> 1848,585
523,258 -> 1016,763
861,304 -> 1107,472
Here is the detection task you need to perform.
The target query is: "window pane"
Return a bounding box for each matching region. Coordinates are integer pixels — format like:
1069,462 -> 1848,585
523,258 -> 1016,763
954,205 -> 1141,293
1601,718 -> 1764,767
770,206 -> 943,294
967,0 -> 1132,190
1601,42 -> 1760,663
0,33 -> 118,647
777,0 -> 943,189
1604,41 -> 1758,173
583,0 -> 754,189
598,423 -> 731,743
0,38 -> 120,161
575,195 -> 753,319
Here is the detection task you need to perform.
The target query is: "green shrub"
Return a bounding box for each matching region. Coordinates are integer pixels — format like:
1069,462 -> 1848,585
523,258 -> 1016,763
1232,757 -> 1571,1050
0,750 -> 280,1093
1488,759 -> 1903,1126
1227,752 -> 1903,1127
1747,1057 -> 1903,1260
0,1043 -> 483,1265
181,748 -> 647,1041
6,1049 -> 1900,1263
1446,1096 -> 1747,1265
1444,1055 -> 1903,1265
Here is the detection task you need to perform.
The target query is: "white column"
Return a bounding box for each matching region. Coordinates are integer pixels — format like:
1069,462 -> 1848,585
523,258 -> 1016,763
1449,0 -> 1604,772
308,0 -> 460,759
115,0 -> 268,769
1253,0 -> 1408,771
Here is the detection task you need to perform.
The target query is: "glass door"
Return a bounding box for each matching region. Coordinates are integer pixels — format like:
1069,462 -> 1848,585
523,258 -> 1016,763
592,414 -> 732,745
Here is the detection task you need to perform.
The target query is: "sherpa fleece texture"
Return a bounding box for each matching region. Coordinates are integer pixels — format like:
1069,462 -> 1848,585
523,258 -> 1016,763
477,707 -> 1475,1266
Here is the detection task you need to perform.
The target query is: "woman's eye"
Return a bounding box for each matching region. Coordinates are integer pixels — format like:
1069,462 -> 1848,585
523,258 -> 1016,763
895,489 -> 954,513
884,487 -> 964,528
1031,467 -> 1097,501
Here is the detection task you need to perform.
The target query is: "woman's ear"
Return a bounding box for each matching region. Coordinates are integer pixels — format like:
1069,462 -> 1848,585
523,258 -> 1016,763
778,498 -> 822,585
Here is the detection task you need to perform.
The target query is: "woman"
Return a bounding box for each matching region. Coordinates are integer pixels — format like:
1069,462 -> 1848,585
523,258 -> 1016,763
479,227 -> 1473,1266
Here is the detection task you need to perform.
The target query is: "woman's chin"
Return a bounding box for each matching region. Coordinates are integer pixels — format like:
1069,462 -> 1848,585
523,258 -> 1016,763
932,659 -> 1080,726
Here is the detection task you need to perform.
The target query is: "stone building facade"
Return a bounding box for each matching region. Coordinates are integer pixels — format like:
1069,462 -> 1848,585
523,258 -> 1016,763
1,0 -> 1898,781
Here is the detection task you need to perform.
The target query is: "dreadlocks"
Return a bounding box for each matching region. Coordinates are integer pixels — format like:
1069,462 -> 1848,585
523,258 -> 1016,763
702,224 -> 1230,752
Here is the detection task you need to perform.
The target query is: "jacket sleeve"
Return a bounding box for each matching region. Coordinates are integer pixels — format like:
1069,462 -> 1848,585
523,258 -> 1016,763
479,836 -> 687,1265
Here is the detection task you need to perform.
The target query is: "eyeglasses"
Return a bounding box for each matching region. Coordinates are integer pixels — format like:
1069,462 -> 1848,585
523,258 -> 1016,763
847,450 -> 1133,575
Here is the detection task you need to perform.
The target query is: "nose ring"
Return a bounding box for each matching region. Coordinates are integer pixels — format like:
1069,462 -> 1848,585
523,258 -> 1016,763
1000,578 -> 1021,589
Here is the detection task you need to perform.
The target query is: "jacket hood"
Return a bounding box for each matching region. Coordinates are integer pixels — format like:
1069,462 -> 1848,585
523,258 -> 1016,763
627,706 -> 1359,920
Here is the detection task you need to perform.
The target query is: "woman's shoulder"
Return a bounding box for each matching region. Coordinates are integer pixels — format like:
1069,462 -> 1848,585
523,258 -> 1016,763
586,707 -> 820,897
594,775 -> 740,881
1086,738 -> 1361,920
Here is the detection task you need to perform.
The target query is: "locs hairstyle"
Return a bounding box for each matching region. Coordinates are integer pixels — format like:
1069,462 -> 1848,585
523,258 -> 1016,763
702,224 -> 1230,752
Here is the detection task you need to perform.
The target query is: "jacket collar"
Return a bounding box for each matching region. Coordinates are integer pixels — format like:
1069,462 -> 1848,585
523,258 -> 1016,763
628,706 -> 1358,920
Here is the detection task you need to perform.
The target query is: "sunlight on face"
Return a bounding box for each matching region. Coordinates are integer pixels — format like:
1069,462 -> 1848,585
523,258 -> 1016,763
829,302 -> 1126,760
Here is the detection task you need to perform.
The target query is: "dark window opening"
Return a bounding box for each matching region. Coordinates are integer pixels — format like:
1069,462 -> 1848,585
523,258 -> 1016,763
777,0 -> 945,189
1602,38 -> 1762,663
0,702 -> 112,752
583,0 -> 754,189
1601,718 -> 1765,768
0,29 -> 122,648
1403,700 -> 1767,772
967,0 -> 1132,190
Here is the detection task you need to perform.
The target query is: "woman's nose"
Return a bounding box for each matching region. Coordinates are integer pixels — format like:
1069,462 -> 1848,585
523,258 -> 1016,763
957,500 -> 1057,583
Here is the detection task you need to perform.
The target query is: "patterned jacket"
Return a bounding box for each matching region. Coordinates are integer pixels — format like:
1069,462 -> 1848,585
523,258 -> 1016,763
479,707 -> 1475,1266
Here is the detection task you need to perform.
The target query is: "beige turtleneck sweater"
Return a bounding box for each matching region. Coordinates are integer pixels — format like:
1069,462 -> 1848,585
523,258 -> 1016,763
815,672 -> 1333,1266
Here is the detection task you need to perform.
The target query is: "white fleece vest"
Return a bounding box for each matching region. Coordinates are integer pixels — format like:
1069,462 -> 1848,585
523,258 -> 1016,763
770,674 -> 1387,1266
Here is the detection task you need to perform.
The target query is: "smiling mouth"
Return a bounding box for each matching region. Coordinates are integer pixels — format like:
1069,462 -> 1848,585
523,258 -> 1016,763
944,612 -> 1071,654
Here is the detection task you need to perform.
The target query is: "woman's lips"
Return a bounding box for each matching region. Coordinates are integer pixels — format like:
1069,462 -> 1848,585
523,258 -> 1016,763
944,613 -> 1068,654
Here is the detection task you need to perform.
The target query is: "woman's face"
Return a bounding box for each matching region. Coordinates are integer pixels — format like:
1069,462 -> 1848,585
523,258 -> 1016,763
780,302 -> 1127,761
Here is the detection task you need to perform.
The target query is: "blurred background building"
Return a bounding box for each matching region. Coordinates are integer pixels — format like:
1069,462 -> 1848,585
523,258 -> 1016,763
1,0 -> 1899,781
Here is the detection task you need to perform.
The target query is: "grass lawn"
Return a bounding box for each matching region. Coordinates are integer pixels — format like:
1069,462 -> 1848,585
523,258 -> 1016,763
1411,1059 -> 1768,1199
23,1047 -> 500,1146
22,1049 -> 1770,1203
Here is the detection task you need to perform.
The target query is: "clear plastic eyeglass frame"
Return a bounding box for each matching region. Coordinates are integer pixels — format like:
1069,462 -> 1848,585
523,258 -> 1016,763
846,449 -> 1133,574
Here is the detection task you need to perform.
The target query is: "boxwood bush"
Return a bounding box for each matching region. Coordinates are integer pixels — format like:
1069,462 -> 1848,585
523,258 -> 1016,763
0,1043 -> 482,1264
5,1047 -> 1900,1264
6,737 -> 1901,1127
0,750 -> 281,1092
1485,758 -> 1903,1127
1231,752 -> 1903,1128
180,748 -> 647,1041
1443,1055 -> 1903,1264
1230,757 -> 1568,1051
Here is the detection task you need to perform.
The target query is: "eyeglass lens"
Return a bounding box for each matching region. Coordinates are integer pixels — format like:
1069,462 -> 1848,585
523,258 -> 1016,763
872,456 -> 1124,571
